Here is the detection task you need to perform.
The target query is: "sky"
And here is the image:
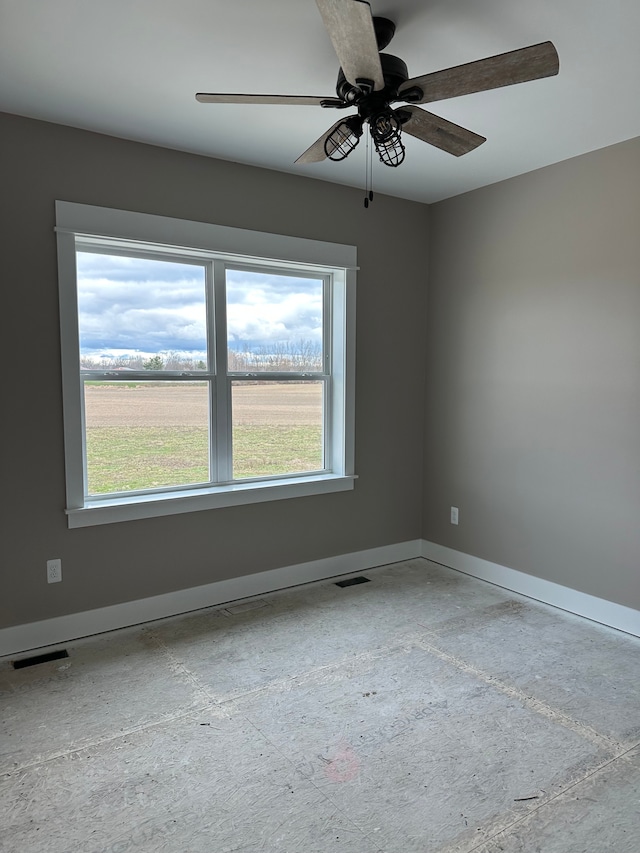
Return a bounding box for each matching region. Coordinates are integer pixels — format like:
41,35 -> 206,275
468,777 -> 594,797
76,252 -> 324,362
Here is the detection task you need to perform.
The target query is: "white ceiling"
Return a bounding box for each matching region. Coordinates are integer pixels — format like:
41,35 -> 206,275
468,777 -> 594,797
1,0 -> 638,204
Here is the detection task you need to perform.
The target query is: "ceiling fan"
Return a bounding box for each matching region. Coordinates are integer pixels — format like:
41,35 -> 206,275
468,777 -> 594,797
196,0 -> 559,171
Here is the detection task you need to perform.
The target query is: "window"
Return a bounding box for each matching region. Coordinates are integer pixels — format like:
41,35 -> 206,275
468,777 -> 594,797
56,202 -> 356,527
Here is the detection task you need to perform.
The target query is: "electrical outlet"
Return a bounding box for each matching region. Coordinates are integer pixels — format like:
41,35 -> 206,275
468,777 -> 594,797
450,506 -> 459,525
47,558 -> 62,584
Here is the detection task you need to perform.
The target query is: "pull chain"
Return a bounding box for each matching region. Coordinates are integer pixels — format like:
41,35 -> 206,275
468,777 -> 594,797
364,131 -> 374,208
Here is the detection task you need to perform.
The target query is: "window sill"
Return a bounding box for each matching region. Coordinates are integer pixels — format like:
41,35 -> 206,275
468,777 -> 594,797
65,474 -> 356,528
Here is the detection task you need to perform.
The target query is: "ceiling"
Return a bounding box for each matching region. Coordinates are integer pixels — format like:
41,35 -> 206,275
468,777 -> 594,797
1,0 -> 638,204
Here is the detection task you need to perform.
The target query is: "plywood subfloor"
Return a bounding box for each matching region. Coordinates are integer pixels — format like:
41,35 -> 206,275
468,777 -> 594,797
1,559 -> 639,852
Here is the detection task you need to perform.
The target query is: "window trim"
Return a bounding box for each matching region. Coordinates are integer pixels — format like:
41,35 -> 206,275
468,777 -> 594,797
55,201 -> 357,528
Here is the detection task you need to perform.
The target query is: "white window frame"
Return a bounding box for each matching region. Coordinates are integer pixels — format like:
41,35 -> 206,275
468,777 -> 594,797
55,201 -> 357,528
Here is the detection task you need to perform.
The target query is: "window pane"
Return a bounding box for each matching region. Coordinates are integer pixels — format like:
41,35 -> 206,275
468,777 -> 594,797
84,381 -> 210,495
226,269 -> 323,372
232,381 -> 324,479
76,252 -> 208,371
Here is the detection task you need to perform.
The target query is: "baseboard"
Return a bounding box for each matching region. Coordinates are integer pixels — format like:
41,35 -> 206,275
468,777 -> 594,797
0,540 -> 423,658
422,540 -> 640,638
7,538 -> 635,659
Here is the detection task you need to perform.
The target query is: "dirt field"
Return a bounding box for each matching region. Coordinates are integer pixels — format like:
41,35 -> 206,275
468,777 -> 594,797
84,382 -> 323,427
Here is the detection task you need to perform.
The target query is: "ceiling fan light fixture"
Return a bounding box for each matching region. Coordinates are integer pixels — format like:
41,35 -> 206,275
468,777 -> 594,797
370,111 -> 405,167
324,115 -> 363,161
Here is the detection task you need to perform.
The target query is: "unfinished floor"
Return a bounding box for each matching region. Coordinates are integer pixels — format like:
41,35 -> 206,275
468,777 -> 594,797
1,558 -> 639,853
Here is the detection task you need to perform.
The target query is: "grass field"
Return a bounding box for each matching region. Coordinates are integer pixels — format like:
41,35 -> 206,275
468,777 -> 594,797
84,382 -> 323,494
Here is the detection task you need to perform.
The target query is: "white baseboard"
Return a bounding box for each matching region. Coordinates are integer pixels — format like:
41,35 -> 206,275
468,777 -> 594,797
5,538 -> 636,658
422,540 -> 640,638
0,540 -> 423,658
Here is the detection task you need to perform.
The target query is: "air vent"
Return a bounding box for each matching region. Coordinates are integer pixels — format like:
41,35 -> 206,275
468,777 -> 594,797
12,649 -> 69,669
335,576 -> 371,588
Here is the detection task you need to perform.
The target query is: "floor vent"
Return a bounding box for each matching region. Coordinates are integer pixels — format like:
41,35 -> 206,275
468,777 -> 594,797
12,649 -> 69,669
335,575 -> 371,588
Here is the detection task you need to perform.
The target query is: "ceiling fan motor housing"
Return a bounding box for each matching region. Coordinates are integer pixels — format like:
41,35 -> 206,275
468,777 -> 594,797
336,53 -> 409,109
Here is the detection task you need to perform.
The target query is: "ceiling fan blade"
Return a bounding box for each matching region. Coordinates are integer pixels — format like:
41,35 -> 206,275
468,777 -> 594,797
196,93 -> 331,106
316,0 -> 385,91
398,41 -> 559,104
295,118 -> 353,164
396,106 -> 486,157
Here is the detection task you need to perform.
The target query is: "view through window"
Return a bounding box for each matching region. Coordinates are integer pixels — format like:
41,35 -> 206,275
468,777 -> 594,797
77,253 -> 327,495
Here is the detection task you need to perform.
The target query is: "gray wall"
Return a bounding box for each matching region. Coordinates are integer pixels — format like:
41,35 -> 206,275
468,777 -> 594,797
424,136 -> 640,609
4,109 -> 638,631
1,112 -> 429,629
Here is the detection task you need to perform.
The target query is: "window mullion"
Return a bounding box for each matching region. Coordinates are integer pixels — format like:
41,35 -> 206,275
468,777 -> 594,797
213,260 -> 232,482
205,261 -> 218,484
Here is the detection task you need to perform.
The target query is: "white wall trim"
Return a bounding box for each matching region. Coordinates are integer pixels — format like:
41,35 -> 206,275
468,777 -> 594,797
7,538 -> 635,659
422,540 -> 640,638
0,540 -> 422,658
55,201 -> 359,269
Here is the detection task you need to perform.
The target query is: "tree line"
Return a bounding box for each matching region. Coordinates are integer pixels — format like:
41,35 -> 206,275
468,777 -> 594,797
80,341 -> 323,373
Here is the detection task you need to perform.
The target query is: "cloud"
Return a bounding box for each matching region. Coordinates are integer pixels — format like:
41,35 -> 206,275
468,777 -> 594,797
77,252 -> 201,284
226,270 -> 323,348
76,254 -> 324,357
